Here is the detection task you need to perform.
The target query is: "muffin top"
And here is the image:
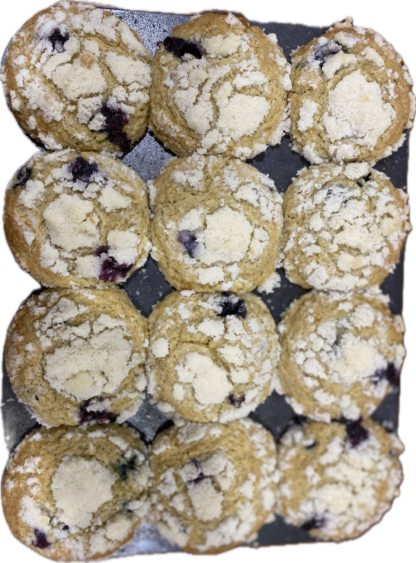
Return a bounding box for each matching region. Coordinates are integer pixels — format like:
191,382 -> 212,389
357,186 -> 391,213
282,162 -> 410,291
275,418 -> 403,541
4,150 -> 151,288
290,20 -> 415,164
149,12 -> 290,159
5,0 -> 151,153
2,424 -> 149,561
147,291 -> 279,422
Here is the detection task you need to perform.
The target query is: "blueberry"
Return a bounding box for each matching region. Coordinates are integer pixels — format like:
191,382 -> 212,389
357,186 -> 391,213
79,398 -> 117,424
12,166 -> 32,190
96,246 -> 134,283
314,42 -> 341,65
228,394 -> 246,407
217,296 -> 247,319
163,37 -> 202,60
372,362 -> 400,387
305,440 -> 318,450
336,418 -> 369,448
32,529 -> 51,549
69,156 -> 98,184
176,230 -> 198,257
48,28 -> 70,53
114,455 -> 137,481
357,172 -> 372,187
99,103 -> 131,154
188,459 -> 206,485
301,515 -> 326,531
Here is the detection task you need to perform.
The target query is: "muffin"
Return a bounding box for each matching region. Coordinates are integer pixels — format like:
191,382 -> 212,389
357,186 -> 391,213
149,12 -> 290,159
282,162 -> 410,291
150,155 -> 283,292
290,19 -> 415,164
4,1 -> 151,154
5,287 -> 147,426
4,150 -> 151,288
147,291 -> 279,422
149,418 -> 279,553
277,289 -> 405,422
2,424 -> 149,561
275,418 -> 403,541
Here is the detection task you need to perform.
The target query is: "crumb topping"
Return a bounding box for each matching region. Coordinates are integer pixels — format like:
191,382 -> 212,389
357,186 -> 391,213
147,292 -> 279,423
290,25 -> 414,163
283,163 -> 410,291
7,150 -> 150,285
6,1 -> 151,152
151,13 -> 290,159
275,420 -> 403,540
277,290 -> 405,421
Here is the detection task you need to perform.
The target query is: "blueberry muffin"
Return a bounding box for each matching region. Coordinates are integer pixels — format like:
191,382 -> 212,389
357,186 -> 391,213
290,19 -> 415,164
149,12 -> 291,159
5,288 -> 147,427
149,418 -> 279,553
275,418 -> 403,541
4,150 -> 151,288
2,424 -> 149,561
276,290 -> 405,422
147,291 -> 279,422
282,162 -> 410,291
149,155 -> 283,292
4,1 -> 151,154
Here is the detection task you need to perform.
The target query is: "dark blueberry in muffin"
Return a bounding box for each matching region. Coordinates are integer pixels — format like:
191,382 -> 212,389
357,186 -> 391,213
372,363 -> 400,387
357,172 -> 372,187
304,440 -> 318,450
341,419 -> 369,448
99,103 -> 131,154
188,460 -> 206,485
301,515 -> 326,531
12,165 -> 32,190
79,398 -> 117,424
314,41 -> 341,65
96,246 -> 134,282
48,28 -> 70,53
114,455 -> 137,481
163,37 -> 202,60
176,230 -> 198,257
69,156 -> 98,184
228,394 -> 246,407
32,529 -> 51,549
217,296 -> 247,319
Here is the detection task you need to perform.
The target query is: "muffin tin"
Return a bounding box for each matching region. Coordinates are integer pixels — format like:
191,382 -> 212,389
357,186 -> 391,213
1,7 -> 409,555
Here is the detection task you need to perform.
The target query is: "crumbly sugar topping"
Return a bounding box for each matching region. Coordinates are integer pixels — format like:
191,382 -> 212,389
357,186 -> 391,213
152,13 -> 291,159
8,150 -> 150,285
6,1 -> 151,152
147,292 -> 279,422
5,425 -> 149,559
275,420 -> 403,540
150,418 -> 280,552
277,290 -> 405,421
283,163 -> 410,291
6,289 -> 146,425
290,25 -> 414,163
151,155 -> 283,292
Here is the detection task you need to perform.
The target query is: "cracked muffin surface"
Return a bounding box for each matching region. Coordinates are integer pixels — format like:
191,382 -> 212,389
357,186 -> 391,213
290,20 -> 415,164
5,287 -> 148,427
149,155 -> 283,293
277,289 -> 405,422
282,162 -> 410,291
149,12 -> 290,159
146,290 -> 279,422
4,150 -> 151,288
5,0 -> 151,154
149,418 -> 279,553
275,418 -> 403,541
2,424 -> 149,561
